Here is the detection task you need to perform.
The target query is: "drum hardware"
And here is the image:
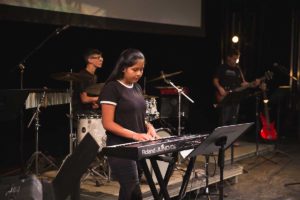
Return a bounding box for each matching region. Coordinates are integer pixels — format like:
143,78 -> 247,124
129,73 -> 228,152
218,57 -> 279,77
145,96 -> 160,122
50,72 -> 92,82
76,114 -> 106,148
81,154 -> 111,186
158,71 -> 194,136
51,70 -> 80,155
147,70 -> 183,83
143,94 -> 159,98
77,114 -> 109,185
26,90 -> 58,175
159,71 -> 194,164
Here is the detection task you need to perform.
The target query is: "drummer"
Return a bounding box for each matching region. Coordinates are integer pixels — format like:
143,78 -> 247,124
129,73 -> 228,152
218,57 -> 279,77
71,48 -> 104,200
72,48 -> 104,117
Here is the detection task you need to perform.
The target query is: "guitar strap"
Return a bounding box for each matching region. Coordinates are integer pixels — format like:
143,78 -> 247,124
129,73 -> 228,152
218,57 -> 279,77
237,65 -> 246,83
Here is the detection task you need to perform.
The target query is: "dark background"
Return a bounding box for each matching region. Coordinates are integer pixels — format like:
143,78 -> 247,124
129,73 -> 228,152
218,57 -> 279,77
0,0 -> 299,171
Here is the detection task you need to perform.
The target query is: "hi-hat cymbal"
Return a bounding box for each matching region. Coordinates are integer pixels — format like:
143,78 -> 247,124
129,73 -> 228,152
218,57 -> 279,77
143,94 -> 159,99
85,83 -> 105,96
51,72 -> 92,82
147,71 -> 182,83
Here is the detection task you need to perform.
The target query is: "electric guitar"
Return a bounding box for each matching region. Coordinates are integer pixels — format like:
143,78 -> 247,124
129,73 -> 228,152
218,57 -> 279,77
215,71 -> 273,104
259,83 -> 278,140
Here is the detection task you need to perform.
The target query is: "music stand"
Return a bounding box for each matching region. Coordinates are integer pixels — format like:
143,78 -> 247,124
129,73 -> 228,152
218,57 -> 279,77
217,90 -> 249,164
186,122 -> 254,200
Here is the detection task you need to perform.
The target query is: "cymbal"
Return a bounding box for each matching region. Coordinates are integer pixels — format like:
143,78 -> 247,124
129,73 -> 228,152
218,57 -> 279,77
279,85 -> 291,89
85,83 -> 105,96
51,72 -> 92,82
147,71 -> 182,83
143,94 -> 159,99
155,86 -> 183,89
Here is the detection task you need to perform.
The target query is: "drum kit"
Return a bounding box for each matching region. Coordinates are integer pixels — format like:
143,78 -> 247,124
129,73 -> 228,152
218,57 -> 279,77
49,69 -> 185,182
50,70 -> 184,143
51,71 -> 110,184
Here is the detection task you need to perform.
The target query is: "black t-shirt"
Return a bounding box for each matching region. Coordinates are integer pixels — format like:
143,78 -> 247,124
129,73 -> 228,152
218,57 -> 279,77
99,80 -> 147,145
72,69 -> 100,115
214,63 -> 243,90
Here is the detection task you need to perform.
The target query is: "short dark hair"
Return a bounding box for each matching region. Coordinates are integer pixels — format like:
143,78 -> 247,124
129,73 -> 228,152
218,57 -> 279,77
83,48 -> 102,63
226,47 -> 240,57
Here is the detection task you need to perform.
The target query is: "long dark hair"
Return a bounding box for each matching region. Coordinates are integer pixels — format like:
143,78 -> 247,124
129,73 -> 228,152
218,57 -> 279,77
105,48 -> 145,83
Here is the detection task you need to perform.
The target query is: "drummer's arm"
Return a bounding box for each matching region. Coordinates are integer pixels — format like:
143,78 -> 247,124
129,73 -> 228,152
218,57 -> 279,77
80,92 -> 99,109
80,92 -> 99,103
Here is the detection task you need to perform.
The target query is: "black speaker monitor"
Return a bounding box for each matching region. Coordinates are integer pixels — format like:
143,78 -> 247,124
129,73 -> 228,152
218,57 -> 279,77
52,132 -> 99,200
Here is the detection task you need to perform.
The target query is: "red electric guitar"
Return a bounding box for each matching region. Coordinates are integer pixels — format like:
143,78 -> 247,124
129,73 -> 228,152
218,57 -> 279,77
259,83 -> 278,140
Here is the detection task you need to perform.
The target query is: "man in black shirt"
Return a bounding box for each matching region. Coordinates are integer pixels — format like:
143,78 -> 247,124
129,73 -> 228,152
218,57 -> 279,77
213,48 -> 260,142
73,49 -> 103,116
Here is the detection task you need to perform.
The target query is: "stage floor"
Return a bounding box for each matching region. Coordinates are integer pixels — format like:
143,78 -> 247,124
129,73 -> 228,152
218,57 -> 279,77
41,141 -> 275,200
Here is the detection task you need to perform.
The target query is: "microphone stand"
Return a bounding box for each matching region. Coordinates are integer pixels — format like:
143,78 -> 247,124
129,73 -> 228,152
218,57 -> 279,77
161,72 -> 194,164
161,76 -> 194,137
13,25 -> 70,174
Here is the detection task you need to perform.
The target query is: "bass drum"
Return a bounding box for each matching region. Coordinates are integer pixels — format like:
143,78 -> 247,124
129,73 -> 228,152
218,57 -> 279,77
156,128 -> 172,138
76,114 -> 107,149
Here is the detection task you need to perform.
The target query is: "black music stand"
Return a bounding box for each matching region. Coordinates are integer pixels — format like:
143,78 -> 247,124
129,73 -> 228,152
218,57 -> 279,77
217,90 -> 249,165
184,122 -> 254,200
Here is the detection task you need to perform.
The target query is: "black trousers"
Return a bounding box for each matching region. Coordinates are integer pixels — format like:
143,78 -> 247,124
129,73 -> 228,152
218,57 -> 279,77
108,157 -> 143,200
219,103 -> 240,126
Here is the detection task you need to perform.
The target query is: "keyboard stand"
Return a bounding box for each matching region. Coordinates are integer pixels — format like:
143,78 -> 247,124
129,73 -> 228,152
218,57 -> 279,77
140,152 -> 200,200
140,152 -> 177,200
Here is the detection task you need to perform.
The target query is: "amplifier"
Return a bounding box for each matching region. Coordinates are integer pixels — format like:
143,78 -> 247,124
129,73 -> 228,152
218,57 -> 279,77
0,174 -> 52,200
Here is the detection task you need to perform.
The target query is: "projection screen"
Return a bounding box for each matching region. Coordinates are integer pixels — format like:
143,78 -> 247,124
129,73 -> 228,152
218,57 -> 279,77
0,0 -> 204,37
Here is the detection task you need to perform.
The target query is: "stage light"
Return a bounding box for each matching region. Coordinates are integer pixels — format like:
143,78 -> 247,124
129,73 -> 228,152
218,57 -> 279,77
232,35 -> 239,43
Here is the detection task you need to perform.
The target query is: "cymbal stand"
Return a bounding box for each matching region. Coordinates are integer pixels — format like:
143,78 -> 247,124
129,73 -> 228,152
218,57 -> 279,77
26,91 -> 57,175
68,69 -> 76,155
161,72 -> 194,163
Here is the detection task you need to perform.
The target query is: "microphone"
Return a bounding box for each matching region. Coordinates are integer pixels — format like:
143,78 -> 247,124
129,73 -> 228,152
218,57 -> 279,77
55,25 -> 70,35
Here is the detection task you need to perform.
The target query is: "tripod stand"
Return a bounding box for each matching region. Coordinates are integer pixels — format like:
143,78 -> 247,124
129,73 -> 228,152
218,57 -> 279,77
81,155 -> 110,186
252,86 -> 292,168
26,90 -> 57,175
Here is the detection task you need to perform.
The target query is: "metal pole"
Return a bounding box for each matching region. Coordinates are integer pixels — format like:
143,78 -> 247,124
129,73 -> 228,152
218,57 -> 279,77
69,69 -> 74,154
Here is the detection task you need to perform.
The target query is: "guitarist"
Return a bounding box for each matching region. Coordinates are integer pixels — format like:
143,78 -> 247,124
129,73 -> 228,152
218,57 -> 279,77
213,48 -> 261,128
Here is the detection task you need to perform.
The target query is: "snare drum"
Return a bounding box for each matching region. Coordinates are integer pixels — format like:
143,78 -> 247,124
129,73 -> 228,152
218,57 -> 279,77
156,128 -> 172,138
77,114 -> 106,148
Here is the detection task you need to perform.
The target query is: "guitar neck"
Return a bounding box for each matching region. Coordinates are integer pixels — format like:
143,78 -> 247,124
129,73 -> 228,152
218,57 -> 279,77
262,90 -> 271,126
234,76 -> 266,92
